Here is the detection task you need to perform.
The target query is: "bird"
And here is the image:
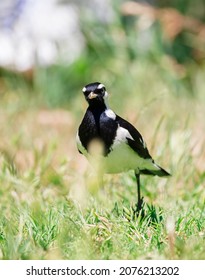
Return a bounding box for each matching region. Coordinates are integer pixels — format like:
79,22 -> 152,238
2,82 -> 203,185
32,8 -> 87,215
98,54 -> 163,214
76,82 -> 170,212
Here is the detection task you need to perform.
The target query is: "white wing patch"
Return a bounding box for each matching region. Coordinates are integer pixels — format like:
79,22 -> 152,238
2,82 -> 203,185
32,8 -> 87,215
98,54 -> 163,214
113,126 -> 134,146
105,109 -> 116,120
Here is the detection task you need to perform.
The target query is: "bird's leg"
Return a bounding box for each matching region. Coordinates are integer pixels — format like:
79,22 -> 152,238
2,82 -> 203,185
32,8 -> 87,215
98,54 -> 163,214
135,172 -> 144,212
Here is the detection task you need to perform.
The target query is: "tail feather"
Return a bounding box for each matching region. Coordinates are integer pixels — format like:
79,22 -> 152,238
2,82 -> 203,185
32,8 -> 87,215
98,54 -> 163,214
140,162 -> 171,177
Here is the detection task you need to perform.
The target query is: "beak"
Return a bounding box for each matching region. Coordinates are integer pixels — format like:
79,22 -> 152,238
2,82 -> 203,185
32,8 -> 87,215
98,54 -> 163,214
88,92 -> 98,99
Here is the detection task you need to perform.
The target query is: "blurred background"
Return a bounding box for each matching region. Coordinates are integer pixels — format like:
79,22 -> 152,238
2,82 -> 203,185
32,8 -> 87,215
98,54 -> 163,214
0,0 -> 205,169
0,0 -> 204,103
0,0 -> 205,259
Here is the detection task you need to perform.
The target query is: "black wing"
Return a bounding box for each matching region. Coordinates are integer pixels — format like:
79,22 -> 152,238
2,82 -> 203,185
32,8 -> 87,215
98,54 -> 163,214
116,115 -> 152,159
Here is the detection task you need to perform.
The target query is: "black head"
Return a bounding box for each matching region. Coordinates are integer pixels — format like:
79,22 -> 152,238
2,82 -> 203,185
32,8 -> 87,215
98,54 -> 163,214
82,82 -> 108,105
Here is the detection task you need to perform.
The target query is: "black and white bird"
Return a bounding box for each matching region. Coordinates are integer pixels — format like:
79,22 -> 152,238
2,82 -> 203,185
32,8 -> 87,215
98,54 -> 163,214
77,82 -> 170,211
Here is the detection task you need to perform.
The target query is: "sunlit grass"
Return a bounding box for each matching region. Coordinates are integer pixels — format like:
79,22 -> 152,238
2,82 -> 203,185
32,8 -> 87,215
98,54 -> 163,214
0,59 -> 205,260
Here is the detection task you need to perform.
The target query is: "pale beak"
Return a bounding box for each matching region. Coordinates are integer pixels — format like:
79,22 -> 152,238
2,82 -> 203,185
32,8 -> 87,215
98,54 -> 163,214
88,92 -> 98,99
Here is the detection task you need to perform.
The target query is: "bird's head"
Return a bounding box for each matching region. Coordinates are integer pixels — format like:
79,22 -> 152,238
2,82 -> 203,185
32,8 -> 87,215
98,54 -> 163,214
82,82 -> 108,106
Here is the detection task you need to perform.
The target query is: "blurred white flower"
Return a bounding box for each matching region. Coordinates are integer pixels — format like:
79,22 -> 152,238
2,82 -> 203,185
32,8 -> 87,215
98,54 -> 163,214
0,0 -> 84,70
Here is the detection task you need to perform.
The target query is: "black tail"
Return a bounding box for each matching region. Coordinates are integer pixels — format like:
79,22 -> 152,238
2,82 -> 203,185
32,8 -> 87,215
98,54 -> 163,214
152,166 -> 171,177
140,163 -> 171,177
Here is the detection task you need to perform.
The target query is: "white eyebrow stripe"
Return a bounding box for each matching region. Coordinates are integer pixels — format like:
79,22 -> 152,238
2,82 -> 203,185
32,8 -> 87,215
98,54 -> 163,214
97,83 -> 105,89
82,87 -> 86,92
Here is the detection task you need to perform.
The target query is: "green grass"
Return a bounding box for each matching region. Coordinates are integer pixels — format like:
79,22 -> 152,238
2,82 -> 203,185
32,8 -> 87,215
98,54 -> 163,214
0,60 -> 205,260
0,1 -> 205,260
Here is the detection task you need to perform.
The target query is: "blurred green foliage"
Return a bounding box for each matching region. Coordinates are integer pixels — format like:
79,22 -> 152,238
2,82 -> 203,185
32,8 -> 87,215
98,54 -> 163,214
157,0 -> 205,19
0,0 -> 204,107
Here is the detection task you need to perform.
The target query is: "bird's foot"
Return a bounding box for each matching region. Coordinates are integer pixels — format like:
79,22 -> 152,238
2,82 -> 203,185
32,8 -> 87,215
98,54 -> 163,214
132,197 -> 145,219
137,196 -> 144,212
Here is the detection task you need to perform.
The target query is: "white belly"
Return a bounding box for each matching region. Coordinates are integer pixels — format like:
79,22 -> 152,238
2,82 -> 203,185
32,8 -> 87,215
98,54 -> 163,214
86,141 -> 152,174
104,142 -> 144,173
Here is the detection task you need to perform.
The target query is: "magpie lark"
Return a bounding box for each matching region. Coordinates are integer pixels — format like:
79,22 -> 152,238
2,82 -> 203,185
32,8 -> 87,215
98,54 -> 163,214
77,82 -> 170,211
